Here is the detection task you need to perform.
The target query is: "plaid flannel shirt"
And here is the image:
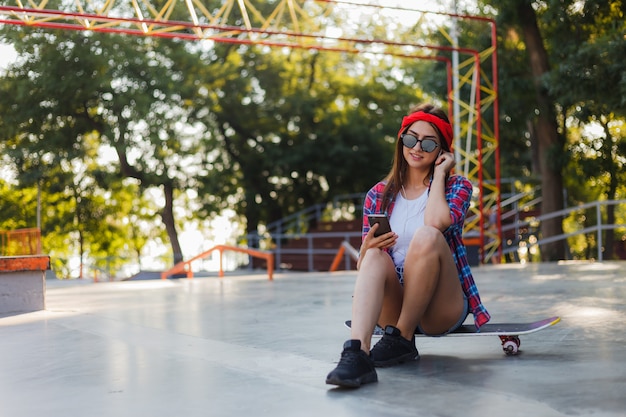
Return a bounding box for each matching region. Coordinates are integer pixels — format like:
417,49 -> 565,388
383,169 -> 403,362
361,175 -> 491,330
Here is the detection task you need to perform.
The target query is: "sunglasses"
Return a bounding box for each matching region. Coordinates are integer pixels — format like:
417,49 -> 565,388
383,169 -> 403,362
401,134 -> 440,153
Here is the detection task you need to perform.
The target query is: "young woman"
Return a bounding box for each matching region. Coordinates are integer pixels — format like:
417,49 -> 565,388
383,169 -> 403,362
326,103 -> 490,388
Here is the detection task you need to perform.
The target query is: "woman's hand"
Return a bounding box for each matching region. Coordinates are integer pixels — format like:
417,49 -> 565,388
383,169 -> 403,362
362,224 -> 397,252
434,151 -> 455,175
357,221 -> 397,270
425,151 -> 454,231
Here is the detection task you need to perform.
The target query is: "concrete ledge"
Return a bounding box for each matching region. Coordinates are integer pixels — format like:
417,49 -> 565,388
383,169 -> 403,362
0,255 -> 50,315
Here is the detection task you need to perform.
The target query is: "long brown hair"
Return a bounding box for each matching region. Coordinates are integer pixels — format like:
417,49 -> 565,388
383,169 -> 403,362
380,103 -> 452,213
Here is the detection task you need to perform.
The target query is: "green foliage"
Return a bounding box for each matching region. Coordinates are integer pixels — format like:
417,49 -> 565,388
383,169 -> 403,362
2,0 -> 624,270
190,43 -> 421,232
1,11 -> 427,270
0,25 -> 210,267
0,181 -> 37,230
489,0 -> 626,259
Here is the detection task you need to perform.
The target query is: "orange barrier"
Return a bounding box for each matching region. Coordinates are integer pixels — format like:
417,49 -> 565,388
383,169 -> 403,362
0,228 -> 42,256
329,241 -> 360,272
0,255 -> 50,272
161,245 -> 274,280
463,237 -> 481,246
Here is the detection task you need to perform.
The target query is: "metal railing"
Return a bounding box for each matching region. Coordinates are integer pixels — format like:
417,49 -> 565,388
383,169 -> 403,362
260,199 -> 626,270
0,228 -> 42,256
263,193 -> 365,236
162,245 -> 274,280
501,199 -> 626,262
329,241 -> 360,272
270,230 -> 361,271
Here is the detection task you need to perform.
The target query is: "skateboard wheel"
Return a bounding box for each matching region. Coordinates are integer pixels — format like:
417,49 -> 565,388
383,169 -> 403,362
502,340 -> 518,355
499,336 -> 521,356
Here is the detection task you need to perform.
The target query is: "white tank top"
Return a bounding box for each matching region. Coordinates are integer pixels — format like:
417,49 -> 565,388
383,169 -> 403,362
389,191 -> 428,267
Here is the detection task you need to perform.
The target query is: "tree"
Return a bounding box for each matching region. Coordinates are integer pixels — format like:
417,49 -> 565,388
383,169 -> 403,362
0,26 -> 207,266
488,0 -> 625,260
190,43 -> 421,238
511,1 -> 566,261
543,1 -> 626,259
0,2 -> 455,270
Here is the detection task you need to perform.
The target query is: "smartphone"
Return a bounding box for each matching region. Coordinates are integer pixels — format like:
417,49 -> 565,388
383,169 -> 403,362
367,214 -> 392,237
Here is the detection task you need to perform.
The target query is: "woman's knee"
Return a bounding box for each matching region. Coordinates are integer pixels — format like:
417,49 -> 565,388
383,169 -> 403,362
407,226 -> 444,256
359,248 -> 396,279
361,247 -> 390,265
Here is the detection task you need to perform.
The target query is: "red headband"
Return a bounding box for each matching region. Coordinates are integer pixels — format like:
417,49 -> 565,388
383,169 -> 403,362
398,111 -> 453,148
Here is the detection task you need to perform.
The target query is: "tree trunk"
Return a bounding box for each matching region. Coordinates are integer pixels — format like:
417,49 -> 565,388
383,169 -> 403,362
162,182 -> 184,265
115,142 -> 183,266
245,189 -> 261,249
526,120 -> 540,175
79,230 -> 85,279
517,1 -> 566,261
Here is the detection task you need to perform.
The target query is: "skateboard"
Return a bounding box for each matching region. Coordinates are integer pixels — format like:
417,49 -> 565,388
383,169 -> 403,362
345,316 -> 561,356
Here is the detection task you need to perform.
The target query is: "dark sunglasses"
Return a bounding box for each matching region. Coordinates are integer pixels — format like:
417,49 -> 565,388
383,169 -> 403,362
401,134 -> 440,153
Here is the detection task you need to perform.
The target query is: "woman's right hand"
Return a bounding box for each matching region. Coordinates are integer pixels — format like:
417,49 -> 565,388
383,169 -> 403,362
363,224 -> 397,251
357,225 -> 397,270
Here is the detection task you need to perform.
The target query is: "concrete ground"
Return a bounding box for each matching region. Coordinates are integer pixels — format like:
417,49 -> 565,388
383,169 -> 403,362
1,261 -> 625,417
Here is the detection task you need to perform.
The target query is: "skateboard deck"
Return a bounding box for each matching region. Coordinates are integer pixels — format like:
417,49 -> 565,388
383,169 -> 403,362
345,316 -> 560,355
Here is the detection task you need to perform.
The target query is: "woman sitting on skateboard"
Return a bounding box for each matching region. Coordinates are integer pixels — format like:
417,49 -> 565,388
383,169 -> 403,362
326,103 -> 491,388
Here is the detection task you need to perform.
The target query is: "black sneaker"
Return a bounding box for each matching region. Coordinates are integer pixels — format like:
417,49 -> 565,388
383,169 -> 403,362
326,340 -> 378,388
370,325 -> 419,367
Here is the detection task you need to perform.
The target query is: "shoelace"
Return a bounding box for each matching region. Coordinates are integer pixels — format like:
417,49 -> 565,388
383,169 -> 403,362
376,335 -> 409,351
338,350 -> 361,366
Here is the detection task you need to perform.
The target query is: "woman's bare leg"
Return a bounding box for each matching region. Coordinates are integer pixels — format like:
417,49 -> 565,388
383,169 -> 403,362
395,226 -> 465,339
350,248 -> 402,353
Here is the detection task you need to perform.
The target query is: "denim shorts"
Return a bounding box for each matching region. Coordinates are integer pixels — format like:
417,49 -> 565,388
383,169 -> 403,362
396,265 -> 469,336
395,265 -> 405,284
417,295 -> 469,336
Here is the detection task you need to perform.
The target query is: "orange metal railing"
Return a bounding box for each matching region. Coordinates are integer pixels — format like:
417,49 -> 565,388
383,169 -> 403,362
0,228 -> 42,256
161,245 -> 274,280
329,241 -> 360,272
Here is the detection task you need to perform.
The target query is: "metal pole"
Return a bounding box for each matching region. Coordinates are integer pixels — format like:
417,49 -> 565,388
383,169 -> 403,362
37,181 -> 41,229
596,202 -> 603,261
308,235 -> 314,271
451,0 -> 461,172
